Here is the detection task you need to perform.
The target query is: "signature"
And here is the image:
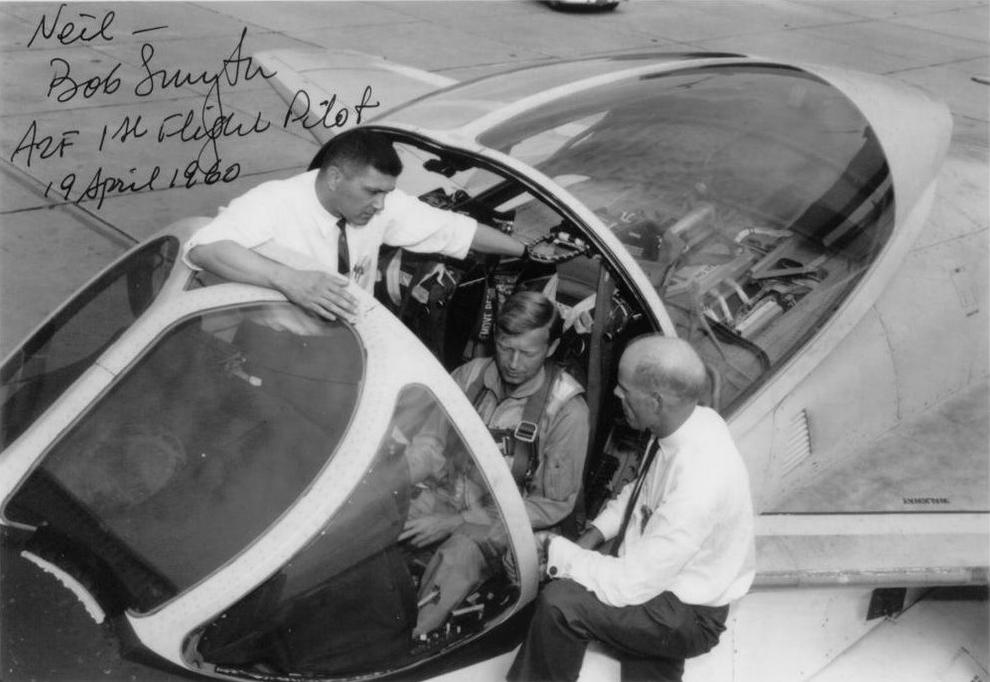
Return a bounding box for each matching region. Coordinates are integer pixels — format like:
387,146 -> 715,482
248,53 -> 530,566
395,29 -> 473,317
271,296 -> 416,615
133,28 -> 274,99
11,4 -> 382,210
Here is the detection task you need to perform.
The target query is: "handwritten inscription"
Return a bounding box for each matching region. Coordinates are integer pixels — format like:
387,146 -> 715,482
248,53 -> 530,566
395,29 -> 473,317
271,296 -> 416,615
284,86 -> 380,131
48,57 -> 122,102
133,29 -> 271,98
11,4 -> 382,210
28,3 -> 115,48
10,122 -> 79,165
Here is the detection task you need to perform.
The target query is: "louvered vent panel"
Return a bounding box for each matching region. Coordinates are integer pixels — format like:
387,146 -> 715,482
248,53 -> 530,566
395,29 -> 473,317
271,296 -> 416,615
780,409 -> 812,477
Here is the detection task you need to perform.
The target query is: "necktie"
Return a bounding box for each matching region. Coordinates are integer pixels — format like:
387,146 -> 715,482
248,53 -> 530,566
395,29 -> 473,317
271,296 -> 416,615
610,438 -> 661,556
336,218 -> 350,275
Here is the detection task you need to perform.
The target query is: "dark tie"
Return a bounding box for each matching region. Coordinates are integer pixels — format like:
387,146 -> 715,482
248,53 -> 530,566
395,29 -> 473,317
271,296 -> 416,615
336,217 -> 350,275
610,438 -> 661,556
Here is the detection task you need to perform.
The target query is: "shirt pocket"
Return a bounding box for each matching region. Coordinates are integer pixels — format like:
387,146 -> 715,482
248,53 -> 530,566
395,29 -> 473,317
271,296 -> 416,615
542,451 -> 576,500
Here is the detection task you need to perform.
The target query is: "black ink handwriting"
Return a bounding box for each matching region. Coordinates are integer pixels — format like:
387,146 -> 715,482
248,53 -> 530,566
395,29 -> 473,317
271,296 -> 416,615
44,158 -> 242,210
282,85 -> 380,131
98,115 -> 148,152
47,57 -> 122,103
131,25 -> 167,36
355,85 -> 381,124
157,105 -> 270,144
10,120 -> 79,166
133,28 -> 275,99
18,11 -> 388,211
28,3 -> 115,48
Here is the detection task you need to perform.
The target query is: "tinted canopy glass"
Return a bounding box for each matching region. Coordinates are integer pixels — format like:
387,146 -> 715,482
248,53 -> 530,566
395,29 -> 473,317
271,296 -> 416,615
197,385 -> 520,679
6,305 -> 363,612
382,54 -> 738,131
481,64 -> 894,410
1,237 -> 178,449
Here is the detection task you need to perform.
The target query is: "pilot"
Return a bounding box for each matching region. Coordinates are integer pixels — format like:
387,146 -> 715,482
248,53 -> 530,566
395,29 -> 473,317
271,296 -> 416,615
507,335 -> 755,682
401,290 -> 590,638
182,128 -> 531,325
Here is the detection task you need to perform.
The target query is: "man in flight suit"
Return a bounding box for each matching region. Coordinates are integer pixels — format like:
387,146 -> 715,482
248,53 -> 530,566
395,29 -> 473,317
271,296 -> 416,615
402,290 -> 590,638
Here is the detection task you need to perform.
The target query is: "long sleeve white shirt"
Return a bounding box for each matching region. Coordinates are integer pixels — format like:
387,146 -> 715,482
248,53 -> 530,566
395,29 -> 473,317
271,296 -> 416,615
547,406 -> 755,607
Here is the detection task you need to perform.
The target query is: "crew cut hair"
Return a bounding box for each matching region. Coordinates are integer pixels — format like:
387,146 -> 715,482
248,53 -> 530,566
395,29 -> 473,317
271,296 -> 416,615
308,129 -> 403,177
496,291 -> 563,342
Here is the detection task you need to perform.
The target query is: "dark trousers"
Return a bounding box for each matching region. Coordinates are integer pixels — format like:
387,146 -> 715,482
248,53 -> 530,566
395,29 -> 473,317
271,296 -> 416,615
507,579 -> 728,682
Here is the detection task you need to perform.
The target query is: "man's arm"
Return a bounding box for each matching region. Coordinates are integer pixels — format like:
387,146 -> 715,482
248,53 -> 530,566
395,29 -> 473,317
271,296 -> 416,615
472,223 -> 559,261
383,190 -> 554,261
546,476 -> 721,607
405,361 -> 482,484
188,240 -> 359,322
399,513 -> 464,548
471,223 -> 526,257
405,404 -> 451,485
575,526 -> 604,550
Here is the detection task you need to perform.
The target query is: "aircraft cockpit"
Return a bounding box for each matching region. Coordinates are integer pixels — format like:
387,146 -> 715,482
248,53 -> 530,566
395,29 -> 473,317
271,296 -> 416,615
1,289 -> 538,679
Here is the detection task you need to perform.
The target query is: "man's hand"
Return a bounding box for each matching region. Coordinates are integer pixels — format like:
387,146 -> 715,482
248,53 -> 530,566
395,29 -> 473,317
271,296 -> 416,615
400,514 -> 463,548
523,233 -> 590,264
534,530 -> 556,576
525,240 -> 560,263
188,241 -> 359,322
273,269 -> 358,322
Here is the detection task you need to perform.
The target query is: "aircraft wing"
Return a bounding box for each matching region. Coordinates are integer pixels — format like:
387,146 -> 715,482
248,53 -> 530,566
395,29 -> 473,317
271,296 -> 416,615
753,377 -> 988,591
676,383 -> 989,682
756,513 -> 987,589
252,48 -> 457,145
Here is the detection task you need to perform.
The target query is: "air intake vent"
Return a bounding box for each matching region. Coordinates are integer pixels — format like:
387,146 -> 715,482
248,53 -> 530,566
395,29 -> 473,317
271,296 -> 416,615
780,409 -> 812,477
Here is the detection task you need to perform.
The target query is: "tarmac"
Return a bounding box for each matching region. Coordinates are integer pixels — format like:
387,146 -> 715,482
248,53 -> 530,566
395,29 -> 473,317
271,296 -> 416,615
0,1 -> 987,681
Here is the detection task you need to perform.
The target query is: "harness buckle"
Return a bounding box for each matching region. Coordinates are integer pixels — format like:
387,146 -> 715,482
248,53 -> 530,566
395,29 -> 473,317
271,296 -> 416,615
514,421 -> 538,443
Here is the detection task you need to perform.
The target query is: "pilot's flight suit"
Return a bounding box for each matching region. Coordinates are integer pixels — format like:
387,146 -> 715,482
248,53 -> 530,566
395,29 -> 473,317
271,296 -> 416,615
407,356 -> 589,636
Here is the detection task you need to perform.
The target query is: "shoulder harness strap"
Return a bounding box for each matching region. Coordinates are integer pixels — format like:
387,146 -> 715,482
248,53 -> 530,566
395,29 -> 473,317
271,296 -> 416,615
511,363 -> 572,489
465,361 -> 582,491
461,358 -> 495,410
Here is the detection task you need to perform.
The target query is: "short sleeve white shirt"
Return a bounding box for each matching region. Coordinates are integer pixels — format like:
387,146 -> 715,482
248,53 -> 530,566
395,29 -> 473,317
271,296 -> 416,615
182,170 -> 477,292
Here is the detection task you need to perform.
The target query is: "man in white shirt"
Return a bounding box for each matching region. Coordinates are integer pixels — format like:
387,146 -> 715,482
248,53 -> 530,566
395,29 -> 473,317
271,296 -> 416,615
182,129 -> 532,430
507,335 -> 755,682
183,129 -> 529,324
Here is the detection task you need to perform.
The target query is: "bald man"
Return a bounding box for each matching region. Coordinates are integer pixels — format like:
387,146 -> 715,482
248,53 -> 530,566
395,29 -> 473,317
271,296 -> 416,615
507,335 -> 755,682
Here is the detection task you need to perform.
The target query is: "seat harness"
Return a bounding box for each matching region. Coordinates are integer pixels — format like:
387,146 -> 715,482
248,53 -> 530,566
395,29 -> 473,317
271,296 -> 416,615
462,361 -> 564,492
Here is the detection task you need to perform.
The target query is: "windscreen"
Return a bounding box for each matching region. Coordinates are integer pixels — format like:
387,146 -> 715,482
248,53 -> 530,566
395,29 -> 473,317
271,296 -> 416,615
5,304 -> 363,612
1,237 -> 178,448
197,384 -> 520,679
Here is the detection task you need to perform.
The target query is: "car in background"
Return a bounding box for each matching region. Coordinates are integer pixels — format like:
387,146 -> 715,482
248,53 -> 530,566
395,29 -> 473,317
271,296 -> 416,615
548,0 -> 623,12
